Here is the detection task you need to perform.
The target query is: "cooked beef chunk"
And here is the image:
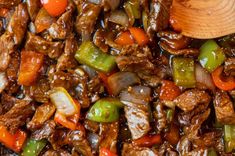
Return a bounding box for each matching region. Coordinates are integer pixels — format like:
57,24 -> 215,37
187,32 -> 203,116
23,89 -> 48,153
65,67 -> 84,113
0,99 -> 35,133
87,132 -> 100,154
48,10 -> 73,40
75,2 -> 101,41
25,32 -> 64,58
224,58 -> 235,76
34,8 -> 56,33
27,103 -> 56,130
0,143 -> 17,156
158,142 -> 179,156
49,129 -> 69,150
0,92 -> 17,115
147,0 -> 172,38
29,77 -> 51,103
0,72 -> 8,94
6,51 -> 20,82
213,91 -> 235,125
93,28 -> 109,52
153,101 -> 167,132
7,3 -> 29,45
68,129 -> 93,156
84,119 -> 99,133
174,89 -> 211,112
26,0 -> 41,21
122,143 -> 157,156
42,149 -> 71,156
31,120 -> 56,140
0,0 -> 21,8
56,35 -> 78,71
99,122 -> 118,153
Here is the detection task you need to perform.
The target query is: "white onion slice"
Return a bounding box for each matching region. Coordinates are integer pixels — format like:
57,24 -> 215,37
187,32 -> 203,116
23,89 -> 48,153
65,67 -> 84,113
0,72 -> 8,93
109,10 -> 129,27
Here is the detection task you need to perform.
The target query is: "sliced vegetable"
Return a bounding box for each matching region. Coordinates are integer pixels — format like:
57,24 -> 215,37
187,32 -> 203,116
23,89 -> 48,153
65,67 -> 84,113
166,109 -> 174,123
142,10 -> 148,31
159,80 -> 181,101
212,66 -> 235,91
124,2 -> 135,26
86,98 -> 123,122
199,40 -> 226,72
54,112 -> 79,130
224,125 -> 235,152
132,134 -> 161,147
207,148 -> 218,156
0,126 -> 27,153
50,87 -> 79,116
107,71 -> 140,96
21,139 -> 46,156
129,27 -> 149,46
195,63 -> 215,91
18,50 -> 44,86
115,31 -> 135,45
41,0 -> 67,17
109,10 -> 129,27
172,57 -> 196,88
164,124 -> 180,145
99,147 -> 117,156
128,0 -> 140,19
75,41 -> 116,73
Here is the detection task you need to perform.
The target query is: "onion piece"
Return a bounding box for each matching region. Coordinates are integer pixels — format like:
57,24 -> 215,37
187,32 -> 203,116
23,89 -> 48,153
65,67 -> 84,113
88,0 -> 102,4
109,10 -> 129,27
195,63 -> 215,91
50,87 -> 79,117
104,0 -> 120,11
107,72 -> 140,96
0,72 -> 8,93
120,86 -> 151,106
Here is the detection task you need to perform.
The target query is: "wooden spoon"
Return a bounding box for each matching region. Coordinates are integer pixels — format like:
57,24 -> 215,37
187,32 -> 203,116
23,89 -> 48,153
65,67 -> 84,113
170,0 -> 235,39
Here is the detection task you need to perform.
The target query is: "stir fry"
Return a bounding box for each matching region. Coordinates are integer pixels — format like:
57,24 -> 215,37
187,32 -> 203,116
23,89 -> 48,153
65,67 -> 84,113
0,0 -> 234,155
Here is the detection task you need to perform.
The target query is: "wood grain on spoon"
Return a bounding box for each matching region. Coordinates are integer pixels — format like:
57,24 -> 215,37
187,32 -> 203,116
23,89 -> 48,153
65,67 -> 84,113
170,0 -> 235,39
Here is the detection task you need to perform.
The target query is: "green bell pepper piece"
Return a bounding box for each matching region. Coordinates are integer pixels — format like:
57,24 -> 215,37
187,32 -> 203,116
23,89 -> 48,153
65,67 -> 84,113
199,40 -> 226,72
86,98 -> 123,122
75,41 -> 116,73
21,139 -> 46,156
224,125 -> 235,152
172,57 -> 196,88
166,109 -> 174,123
208,148 -> 218,156
129,0 -> 141,19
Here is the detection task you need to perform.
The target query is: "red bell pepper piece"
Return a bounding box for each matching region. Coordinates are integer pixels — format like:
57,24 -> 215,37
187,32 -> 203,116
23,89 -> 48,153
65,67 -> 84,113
99,148 -> 117,156
132,134 -> 161,147
160,80 -> 181,101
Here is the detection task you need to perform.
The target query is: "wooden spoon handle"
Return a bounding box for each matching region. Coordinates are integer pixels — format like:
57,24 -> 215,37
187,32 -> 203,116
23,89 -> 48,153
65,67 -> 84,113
170,0 -> 235,39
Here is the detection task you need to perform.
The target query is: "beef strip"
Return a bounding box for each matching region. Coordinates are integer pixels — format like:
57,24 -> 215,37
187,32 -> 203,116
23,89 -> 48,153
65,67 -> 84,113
26,0 -> 41,21
31,120 -> 56,140
49,129 -> 69,150
121,86 -> 151,140
29,77 -> 51,103
75,2 -> 101,41
27,103 -> 56,130
0,92 -> 17,115
56,35 -> 78,71
68,129 -> 93,156
147,0 -> 172,38
0,99 -> 35,133
93,28 -> 109,52
174,89 -> 211,112
122,143 -> 157,156
213,91 -> 235,125
99,122 -> 118,153
7,3 -> 29,45
25,32 -> 64,58
48,10 -> 73,39
42,149 -> 72,156
84,119 -> 99,133
153,101 -> 167,132
224,58 -> 235,76
0,0 -> 21,8
158,142 -> 179,156
34,8 -> 56,33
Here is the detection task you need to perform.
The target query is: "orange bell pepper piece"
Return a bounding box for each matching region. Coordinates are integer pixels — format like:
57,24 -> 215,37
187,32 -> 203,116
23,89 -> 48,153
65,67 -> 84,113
132,134 -> 161,147
99,148 -> 117,156
18,50 -> 44,86
160,80 -> 181,101
212,66 -> 235,91
129,27 -> 149,46
115,31 -> 135,45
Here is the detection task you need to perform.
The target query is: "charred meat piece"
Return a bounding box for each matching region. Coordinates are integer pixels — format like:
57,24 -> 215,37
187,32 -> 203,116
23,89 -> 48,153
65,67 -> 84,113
75,2 -> 101,41
0,0 -> 21,8
27,103 -> 56,130
42,149 -> 72,156
174,89 -> 211,112
25,32 -> 64,58
147,0 -> 172,38
153,101 -> 167,132
68,129 -> 93,156
48,10 -> 73,40
122,143 -> 157,156
99,122 -> 118,153
56,35 -> 78,71
224,58 -> 235,76
26,0 -> 41,21
0,92 -> 17,115
49,129 -> 69,150
0,99 -> 35,133
213,91 -> 235,125
31,120 -> 56,140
